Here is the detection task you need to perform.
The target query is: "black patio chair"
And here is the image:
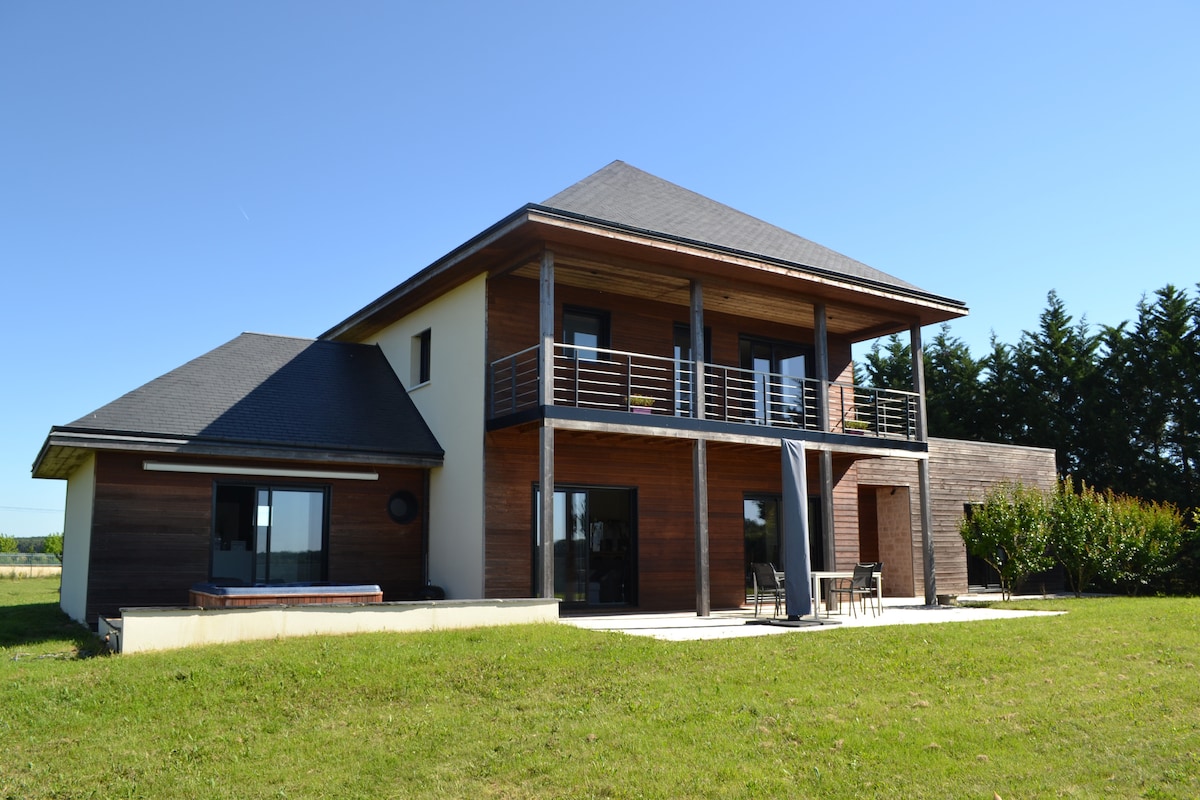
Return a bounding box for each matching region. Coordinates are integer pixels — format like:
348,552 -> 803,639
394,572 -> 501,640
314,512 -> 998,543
751,562 -> 785,618
829,562 -> 882,617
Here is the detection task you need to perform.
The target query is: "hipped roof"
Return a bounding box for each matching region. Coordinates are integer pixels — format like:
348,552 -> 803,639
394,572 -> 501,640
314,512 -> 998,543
541,161 -> 926,294
323,161 -> 966,342
34,333 -> 443,479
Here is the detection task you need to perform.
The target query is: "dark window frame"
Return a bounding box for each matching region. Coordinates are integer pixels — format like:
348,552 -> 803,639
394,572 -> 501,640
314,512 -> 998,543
531,482 -> 638,608
562,306 -> 611,361
743,492 -> 826,592
413,328 -> 432,385
673,323 -> 712,416
210,481 -> 331,585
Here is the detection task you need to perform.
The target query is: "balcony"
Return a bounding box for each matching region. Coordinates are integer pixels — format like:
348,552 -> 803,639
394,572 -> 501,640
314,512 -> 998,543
489,344 -> 919,440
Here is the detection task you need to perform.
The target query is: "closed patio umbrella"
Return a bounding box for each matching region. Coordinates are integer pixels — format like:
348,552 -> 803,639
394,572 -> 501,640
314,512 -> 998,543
781,440 -> 814,619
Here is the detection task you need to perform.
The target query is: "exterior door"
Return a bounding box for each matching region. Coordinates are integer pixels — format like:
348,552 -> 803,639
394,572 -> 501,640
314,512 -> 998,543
212,484 -> 328,585
535,486 -> 636,607
739,337 -> 814,426
743,494 -> 825,593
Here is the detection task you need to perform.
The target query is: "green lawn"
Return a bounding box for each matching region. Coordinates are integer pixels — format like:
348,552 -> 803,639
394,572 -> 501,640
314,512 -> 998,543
2,575 -> 1198,799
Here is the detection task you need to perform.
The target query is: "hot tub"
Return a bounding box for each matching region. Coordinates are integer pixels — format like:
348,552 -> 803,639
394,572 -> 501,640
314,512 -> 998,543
189,582 -> 384,609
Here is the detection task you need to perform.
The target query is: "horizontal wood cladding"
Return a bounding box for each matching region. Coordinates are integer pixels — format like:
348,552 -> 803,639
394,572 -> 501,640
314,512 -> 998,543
484,431 -> 859,611
487,273 -> 856,379
503,245 -> 935,339
84,453 -> 427,624
830,457 -> 861,571
855,438 -> 1057,595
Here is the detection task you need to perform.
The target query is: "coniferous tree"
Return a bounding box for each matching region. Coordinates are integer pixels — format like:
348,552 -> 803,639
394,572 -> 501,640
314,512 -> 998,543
925,325 -> 983,440
860,335 -> 912,390
976,334 -> 1023,444
1017,291 -> 1099,477
1082,322 -> 1140,497
1122,286 -> 1199,510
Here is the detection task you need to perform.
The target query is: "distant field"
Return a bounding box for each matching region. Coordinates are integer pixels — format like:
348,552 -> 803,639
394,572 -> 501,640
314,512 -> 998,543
2,576 -> 1198,799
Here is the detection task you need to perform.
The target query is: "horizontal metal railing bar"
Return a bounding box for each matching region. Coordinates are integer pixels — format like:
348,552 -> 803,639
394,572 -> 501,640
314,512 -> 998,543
490,342 -> 921,438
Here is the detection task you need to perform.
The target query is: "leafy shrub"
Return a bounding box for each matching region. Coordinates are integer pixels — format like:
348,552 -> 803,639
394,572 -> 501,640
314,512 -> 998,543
1105,493 -> 1183,594
1049,478 -> 1115,597
960,481 -> 1053,600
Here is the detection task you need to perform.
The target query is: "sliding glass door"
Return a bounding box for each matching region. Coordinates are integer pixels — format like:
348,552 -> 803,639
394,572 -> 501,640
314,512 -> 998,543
739,337 -> 814,426
212,484 -> 328,585
535,486 -> 636,607
743,494 -> 825,593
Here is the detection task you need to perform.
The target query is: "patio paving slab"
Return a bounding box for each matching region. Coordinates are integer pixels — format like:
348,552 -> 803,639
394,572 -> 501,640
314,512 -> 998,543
562,596 -> 1065,641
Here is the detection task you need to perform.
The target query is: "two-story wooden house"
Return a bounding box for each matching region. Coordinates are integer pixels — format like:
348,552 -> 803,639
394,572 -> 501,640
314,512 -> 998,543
35,161 -> 1056,627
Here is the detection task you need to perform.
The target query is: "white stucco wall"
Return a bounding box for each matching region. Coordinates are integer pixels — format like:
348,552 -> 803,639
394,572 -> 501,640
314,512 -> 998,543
59,453 -> 96,624
368,273 -> 487,599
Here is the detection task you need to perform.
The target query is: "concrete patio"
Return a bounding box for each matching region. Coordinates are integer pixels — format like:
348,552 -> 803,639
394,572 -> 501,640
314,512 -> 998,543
563,594 -> 1065,641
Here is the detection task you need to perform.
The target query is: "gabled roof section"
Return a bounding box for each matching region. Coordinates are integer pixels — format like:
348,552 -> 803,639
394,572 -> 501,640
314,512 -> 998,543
33,333 -> 443,478
538,161 -> 924,294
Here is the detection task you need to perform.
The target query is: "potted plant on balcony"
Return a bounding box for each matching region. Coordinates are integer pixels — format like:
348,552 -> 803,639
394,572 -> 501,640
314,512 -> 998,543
843,417 -> 870,434
628,395 -> 656,414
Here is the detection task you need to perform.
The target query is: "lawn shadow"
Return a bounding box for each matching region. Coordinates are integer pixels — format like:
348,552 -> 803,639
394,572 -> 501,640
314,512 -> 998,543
0,601 -> 106,658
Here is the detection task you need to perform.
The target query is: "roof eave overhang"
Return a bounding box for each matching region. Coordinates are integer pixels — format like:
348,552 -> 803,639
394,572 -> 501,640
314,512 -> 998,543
522,206 -> 969,330
33,429 -> 445,480
321,204 -> 968,343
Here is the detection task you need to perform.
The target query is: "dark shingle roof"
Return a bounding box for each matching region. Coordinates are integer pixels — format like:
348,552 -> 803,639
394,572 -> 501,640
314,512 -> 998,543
540,160 -> 923,293
40,333 -> 442,470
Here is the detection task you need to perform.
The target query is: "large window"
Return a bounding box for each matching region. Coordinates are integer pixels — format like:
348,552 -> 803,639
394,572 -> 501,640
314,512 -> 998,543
212,485 -> 328,585
739,337 -> 814,425
563,307 -> 610,361
743,494 -> 825,592
533,486 -> 636,607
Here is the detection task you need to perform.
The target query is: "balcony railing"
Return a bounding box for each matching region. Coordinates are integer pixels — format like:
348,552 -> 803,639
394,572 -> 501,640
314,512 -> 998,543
489,343 -> 919,440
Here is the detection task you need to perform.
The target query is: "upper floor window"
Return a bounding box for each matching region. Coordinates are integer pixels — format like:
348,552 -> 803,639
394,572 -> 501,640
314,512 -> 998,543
411,328 -> 431,385
739,336 -> 815,426
563,307 -> 610,361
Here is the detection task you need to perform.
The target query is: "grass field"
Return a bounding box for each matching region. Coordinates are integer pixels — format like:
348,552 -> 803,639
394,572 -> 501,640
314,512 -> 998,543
2,576 -> 1198,799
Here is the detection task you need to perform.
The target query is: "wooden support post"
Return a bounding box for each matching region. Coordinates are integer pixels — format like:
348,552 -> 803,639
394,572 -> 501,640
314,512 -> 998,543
911,322 -> 937,604
917,457 -> 936,605
538,250 -> 556,599
539,251 -> 555,408
690,280 -> 706,420
693,438 -> 710,616
815,304 -> 836,573
820,448 -> 836,571
538,424 -> 554,599
690,280 -> 710,616
814,302 -> 830,433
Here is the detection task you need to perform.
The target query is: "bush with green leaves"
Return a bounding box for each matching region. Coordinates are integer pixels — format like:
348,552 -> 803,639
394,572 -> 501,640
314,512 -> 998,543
0,533 -> 17,554
1049,478 -> 1118,596
959,481 -> 1054,600
1021,478 -> 1187,596
1105,492 -> 1183,594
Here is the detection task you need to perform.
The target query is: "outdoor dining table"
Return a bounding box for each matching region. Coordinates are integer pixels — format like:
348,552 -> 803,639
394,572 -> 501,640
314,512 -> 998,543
809,569 -> 883,617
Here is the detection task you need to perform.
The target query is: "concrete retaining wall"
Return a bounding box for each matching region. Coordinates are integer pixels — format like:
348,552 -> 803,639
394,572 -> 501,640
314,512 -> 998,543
103,597 -> 560,654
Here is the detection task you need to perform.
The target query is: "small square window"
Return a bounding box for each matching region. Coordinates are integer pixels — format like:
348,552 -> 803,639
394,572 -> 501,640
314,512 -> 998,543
411,329 -> 431,385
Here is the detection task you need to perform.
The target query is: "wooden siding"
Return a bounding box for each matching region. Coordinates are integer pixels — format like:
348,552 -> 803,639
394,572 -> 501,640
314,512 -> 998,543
484,430 -> 861,611
855,438 -> 1057,595
84,452 -> 427,624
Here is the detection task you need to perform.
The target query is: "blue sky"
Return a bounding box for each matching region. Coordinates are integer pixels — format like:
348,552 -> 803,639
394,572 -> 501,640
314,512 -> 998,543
3,2 -> 1198,537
